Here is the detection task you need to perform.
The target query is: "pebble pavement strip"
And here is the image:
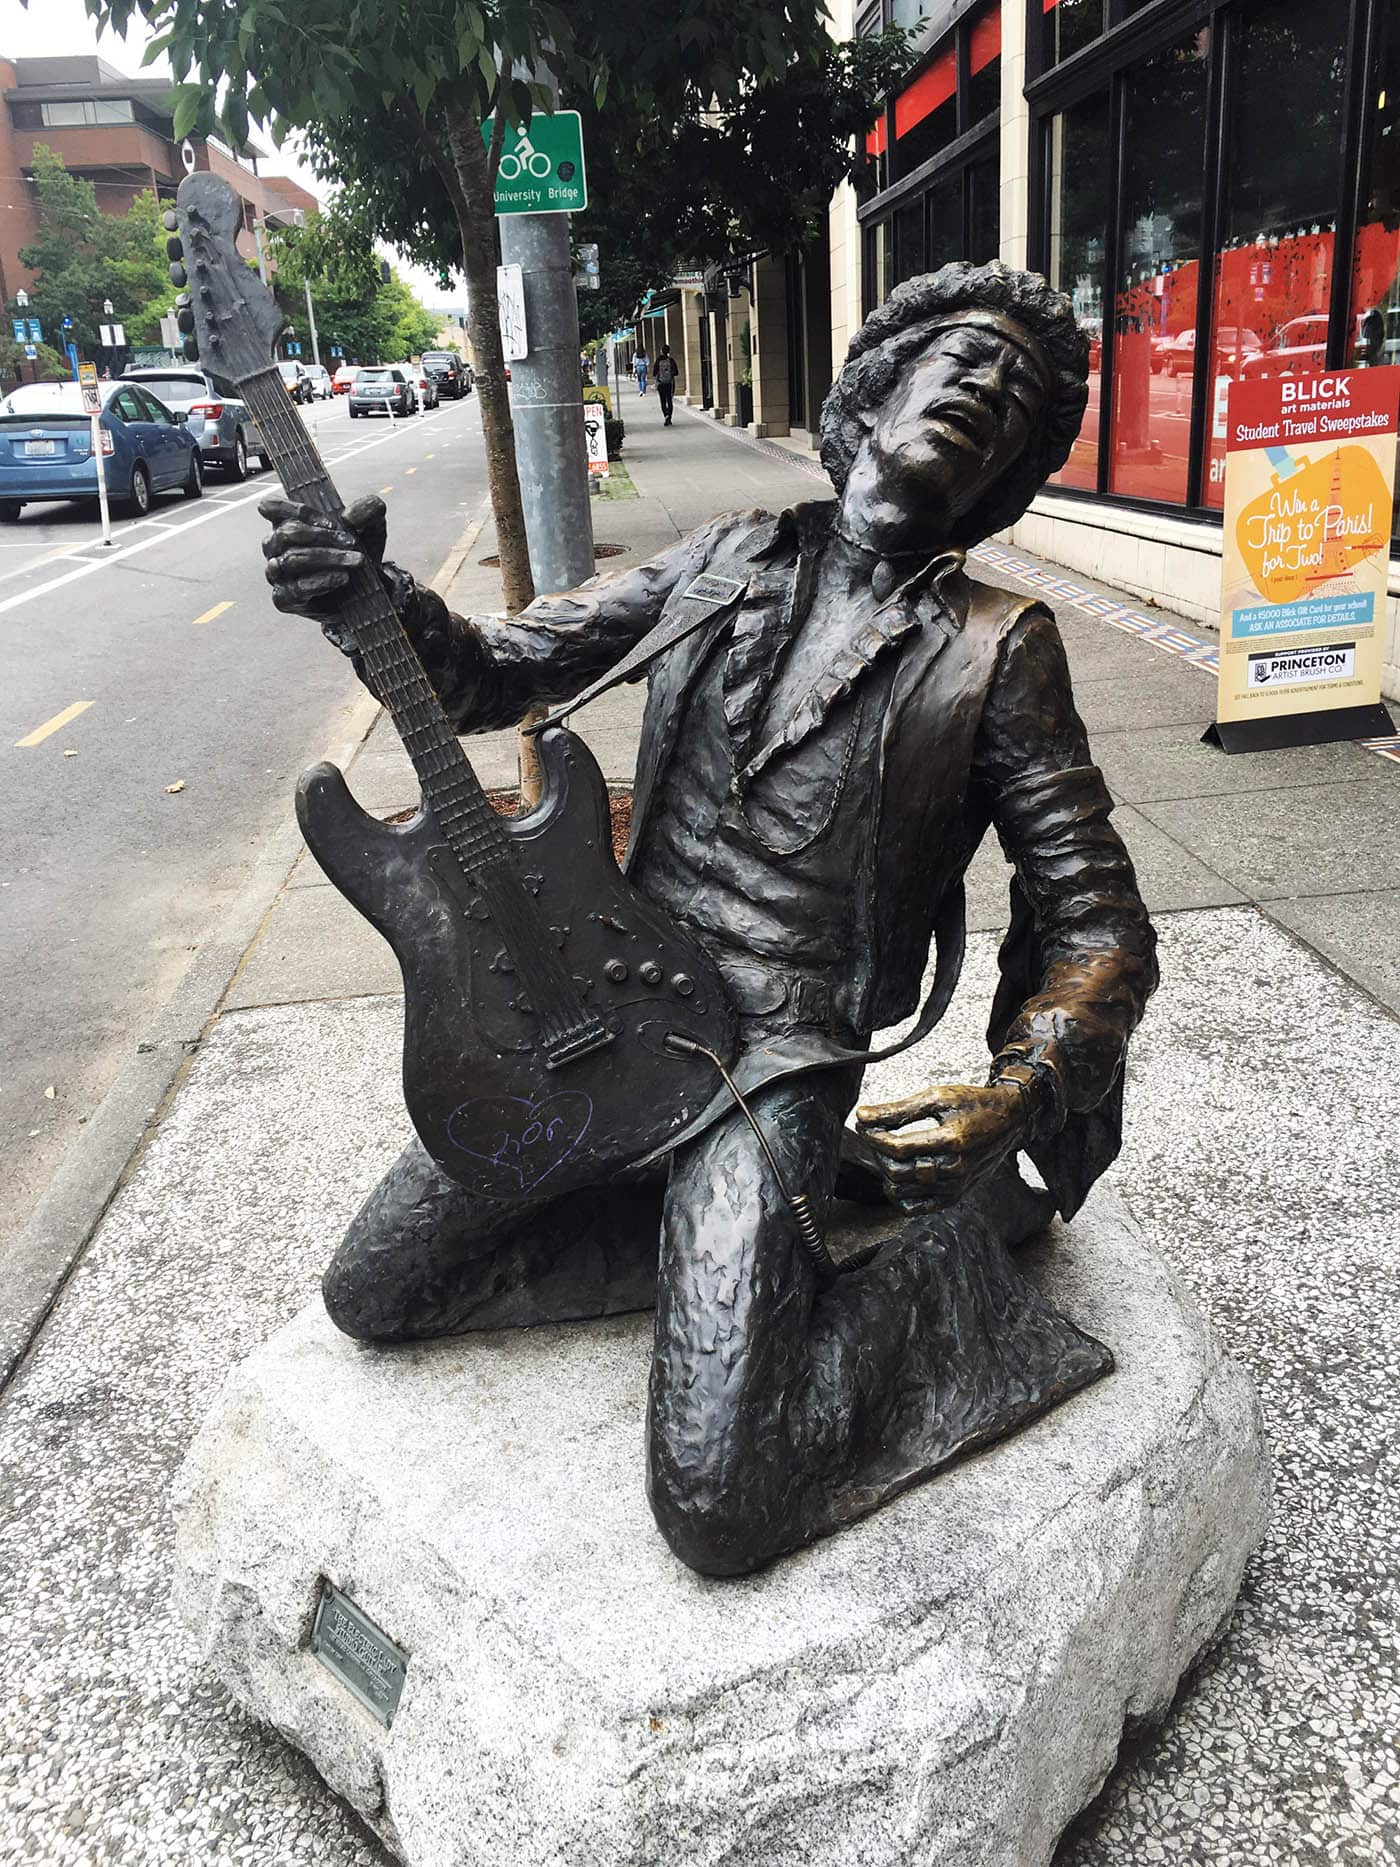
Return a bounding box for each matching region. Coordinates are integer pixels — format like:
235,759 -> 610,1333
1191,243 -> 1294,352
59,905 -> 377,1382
1,905 -> 1397,1864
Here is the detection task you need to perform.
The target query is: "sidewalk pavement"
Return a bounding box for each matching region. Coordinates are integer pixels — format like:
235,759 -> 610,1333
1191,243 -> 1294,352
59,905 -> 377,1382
2,400 -> 1398,1866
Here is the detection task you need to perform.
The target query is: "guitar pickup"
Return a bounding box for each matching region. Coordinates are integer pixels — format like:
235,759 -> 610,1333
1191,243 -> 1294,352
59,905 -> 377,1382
545,1021 -> 615,1070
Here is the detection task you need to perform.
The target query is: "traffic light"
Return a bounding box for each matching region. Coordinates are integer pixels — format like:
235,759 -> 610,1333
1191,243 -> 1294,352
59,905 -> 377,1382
437,268 -> 452,291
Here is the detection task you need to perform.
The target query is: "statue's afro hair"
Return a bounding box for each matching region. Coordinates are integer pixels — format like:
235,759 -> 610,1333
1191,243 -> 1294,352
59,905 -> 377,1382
819,260 -> 1090,545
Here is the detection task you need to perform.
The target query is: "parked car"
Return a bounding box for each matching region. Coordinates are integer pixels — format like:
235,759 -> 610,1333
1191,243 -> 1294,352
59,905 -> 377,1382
1239,313 -> 1365,383
1158,329 -> 1197,377
278,360 -> 313,405
121,365 -> 261,480
303,363 -> 334,400
420,350 -> 469,398
415,367 -> 440,410
349,366 -> 417,417
332,364 -> 360,395
0,378 -> 203,520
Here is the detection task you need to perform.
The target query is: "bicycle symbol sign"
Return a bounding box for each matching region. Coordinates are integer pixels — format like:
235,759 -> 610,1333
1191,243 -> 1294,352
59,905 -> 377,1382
482,110 -> 588,217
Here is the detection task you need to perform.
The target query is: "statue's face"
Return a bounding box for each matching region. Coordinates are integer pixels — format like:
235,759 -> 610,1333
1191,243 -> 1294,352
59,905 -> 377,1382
850,319 -> 1048,541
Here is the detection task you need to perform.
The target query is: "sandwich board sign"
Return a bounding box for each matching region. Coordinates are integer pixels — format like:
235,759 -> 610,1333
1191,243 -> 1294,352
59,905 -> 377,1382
1207,368 -> 1398,753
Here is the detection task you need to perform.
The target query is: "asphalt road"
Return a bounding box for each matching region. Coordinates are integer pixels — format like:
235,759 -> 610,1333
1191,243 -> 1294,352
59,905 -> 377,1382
0,389 -> 488,1263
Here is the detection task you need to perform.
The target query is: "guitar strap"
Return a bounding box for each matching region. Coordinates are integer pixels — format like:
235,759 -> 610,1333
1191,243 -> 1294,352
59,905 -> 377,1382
523,572 -> 749,736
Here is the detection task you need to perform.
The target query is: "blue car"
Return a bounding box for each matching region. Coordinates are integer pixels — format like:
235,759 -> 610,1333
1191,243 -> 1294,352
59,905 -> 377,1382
0,378 -> 204,521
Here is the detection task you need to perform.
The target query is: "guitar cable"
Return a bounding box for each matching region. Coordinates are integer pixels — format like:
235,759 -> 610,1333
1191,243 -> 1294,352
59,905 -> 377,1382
664,1034 -> 834,1279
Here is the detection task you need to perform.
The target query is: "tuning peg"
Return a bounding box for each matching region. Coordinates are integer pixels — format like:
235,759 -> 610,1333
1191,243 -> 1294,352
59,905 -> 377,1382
182,336 -> 200,362
169,262 -> 188,289
161,209 -> 178,232
175,291 -> 191,309
165,234 -> 184,261
176,307 -> 196,335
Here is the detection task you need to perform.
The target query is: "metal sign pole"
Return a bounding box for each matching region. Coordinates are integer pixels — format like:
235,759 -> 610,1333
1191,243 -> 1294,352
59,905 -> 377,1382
91,414 -> 112,547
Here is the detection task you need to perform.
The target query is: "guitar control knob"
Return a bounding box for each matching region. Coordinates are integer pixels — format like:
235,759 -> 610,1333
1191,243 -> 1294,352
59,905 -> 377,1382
604,959 -> 628,983
639,961 -> 663,986
671,973 -> 695,997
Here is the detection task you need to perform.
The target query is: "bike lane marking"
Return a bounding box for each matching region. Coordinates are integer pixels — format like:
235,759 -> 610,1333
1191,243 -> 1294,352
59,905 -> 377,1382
15,699 -> 94,747
0,407 -> 459,625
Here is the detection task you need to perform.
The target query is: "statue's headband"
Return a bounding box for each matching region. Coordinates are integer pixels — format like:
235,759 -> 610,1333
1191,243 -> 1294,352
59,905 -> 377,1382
911,310 -> 1058,397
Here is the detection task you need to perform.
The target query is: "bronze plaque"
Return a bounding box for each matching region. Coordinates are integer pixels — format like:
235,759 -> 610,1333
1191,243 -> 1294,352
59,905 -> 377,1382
310,1581 -> 408,1727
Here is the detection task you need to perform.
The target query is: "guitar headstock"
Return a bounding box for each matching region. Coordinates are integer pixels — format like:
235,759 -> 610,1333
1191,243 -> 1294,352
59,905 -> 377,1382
165,173 -> 287,379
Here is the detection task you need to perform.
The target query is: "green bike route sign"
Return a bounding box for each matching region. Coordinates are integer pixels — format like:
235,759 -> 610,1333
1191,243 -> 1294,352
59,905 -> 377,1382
482,111 -> 588,216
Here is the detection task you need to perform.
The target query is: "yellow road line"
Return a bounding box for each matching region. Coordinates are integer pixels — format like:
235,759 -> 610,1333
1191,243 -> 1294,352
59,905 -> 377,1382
16,699 -> 93,747
192,600 -> 233,626
406,466 -> 417,475
378,484 -> 392,495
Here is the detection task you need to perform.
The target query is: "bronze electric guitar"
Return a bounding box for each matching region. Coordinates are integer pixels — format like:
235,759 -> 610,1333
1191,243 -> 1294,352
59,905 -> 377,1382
169,172 -> 736,1203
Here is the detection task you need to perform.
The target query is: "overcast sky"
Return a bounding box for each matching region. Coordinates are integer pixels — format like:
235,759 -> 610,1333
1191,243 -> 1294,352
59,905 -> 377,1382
0,0 -> 459,308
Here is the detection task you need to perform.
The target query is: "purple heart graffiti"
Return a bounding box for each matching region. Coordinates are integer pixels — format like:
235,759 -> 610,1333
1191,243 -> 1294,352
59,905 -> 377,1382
446,1090 -> 593,1197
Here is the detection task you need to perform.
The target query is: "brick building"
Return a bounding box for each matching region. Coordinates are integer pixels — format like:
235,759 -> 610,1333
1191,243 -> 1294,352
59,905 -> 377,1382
0,54 -> 318,303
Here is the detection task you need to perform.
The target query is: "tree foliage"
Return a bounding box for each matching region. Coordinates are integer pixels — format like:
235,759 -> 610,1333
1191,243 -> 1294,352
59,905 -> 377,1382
264,213 -> 440,363
6,145 -> 172,349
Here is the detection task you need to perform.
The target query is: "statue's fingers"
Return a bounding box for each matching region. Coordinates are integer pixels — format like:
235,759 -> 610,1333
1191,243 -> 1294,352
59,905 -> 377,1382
257,493 -> 317,526
267,547 -> 362,581
265,518 -> 355,552
269,572 -> 353,612
341,493 -> 387,533
861,1126 -> 955,1164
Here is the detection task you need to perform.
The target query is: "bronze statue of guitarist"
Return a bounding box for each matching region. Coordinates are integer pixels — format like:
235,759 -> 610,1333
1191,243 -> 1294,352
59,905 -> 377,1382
263,262 -> 1157,1578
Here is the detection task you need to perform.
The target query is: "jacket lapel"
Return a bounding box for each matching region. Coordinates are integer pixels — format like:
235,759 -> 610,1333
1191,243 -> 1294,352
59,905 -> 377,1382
742,553 -> 968,786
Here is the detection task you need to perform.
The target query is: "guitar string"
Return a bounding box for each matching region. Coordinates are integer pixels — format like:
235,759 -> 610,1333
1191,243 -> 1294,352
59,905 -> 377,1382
241,367 -> 598,1044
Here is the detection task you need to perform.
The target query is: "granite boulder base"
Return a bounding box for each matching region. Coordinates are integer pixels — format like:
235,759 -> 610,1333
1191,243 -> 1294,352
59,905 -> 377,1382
173,1191 -> 1269,1867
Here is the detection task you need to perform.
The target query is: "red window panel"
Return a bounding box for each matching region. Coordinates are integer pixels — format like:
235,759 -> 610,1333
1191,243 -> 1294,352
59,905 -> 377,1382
866,117 -> 888,157
970,6 -> 1002,73
894,48 -> 956,140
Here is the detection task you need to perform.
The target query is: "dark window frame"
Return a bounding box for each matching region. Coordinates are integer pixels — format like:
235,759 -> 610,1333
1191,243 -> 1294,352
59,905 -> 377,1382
858,2 -> 1003,316
1027,0 -> 1386,525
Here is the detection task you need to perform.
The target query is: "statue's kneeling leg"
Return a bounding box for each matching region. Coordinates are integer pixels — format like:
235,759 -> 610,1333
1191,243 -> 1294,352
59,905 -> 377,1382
324,1134 -> 666,1344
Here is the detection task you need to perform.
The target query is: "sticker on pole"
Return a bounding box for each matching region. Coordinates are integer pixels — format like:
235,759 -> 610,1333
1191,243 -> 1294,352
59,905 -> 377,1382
497,264 -> 528,363
483,111 -> 587,216
79,361 -> 100,414
583,405 -> 609,480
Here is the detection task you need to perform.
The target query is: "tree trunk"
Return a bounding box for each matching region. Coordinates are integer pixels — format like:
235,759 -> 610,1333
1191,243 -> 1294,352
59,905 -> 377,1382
429,105 -> 548,806
434,104 -> 535,620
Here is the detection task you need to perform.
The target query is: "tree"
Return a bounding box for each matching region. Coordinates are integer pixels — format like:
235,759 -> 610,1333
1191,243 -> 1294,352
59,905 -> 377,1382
571,31 -> 912,344
73,0 -> 848,621
264,214 -> 439,363
6,145 -> 173,351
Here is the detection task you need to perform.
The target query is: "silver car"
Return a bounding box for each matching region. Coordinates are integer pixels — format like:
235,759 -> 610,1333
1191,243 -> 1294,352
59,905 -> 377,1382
121,367 -> 262,480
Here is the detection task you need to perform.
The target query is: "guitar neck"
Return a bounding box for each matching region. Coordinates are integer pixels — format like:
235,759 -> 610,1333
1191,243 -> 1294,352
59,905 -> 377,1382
239,366 -> 512,871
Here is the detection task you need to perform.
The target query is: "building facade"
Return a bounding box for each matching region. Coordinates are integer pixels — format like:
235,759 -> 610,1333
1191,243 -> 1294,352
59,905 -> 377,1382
647,0 -> 1400,700
0,55 -> 318,306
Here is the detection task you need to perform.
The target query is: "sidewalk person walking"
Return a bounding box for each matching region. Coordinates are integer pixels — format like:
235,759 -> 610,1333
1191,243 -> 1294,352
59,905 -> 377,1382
654,346 -> 678,425
634,350 -> 648,396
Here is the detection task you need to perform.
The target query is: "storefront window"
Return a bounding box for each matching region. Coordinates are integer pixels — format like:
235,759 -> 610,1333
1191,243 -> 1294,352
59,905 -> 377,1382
968,152 -> 1000,263
1044,0 -> 1103,68
866,220 -> 894,309
1047,92 -> 1110,491
967,3 -> 1001,124
1351,0 -> 1400,371
927,176 -> 964,270
894,43 -> 957,175
1108,26 -> 1210,504
895,198 -> 925,284
1200,0 -> 1346,507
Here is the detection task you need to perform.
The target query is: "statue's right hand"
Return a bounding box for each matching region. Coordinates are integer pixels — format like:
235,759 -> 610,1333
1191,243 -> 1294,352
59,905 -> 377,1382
260,493 -> 388,645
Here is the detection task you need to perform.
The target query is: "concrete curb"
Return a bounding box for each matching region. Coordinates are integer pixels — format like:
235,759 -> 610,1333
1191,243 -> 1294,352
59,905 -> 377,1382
0,499 -> 493,1394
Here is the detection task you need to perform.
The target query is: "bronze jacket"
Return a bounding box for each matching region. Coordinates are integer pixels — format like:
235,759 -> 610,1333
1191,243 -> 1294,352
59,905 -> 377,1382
375,500 -> 1158,1215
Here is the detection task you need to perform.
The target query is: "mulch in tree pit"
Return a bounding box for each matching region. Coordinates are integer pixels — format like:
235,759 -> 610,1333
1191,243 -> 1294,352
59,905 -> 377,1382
385,790 -> 634,865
